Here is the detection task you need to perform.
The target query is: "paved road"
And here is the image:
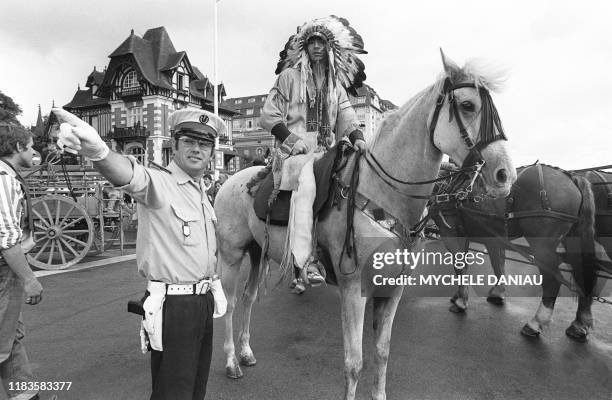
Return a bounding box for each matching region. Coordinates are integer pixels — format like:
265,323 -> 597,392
20,249 -> 612,400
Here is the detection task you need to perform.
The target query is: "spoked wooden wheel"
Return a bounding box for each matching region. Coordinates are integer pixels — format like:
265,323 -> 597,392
27,195 -> 94,270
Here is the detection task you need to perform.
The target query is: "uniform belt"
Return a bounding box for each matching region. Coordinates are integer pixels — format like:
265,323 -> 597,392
165,279 -> 211,295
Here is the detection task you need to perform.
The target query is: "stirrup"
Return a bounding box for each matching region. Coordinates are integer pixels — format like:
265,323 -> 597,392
291,278 -> 306,294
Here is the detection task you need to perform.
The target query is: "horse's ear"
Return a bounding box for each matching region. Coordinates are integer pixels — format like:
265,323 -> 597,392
440,48 -> 460,79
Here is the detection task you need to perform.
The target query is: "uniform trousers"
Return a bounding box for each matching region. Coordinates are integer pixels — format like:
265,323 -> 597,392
150,291 -> 214,400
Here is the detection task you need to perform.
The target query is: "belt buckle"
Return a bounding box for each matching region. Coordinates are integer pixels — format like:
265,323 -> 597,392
196,280 -> 210,295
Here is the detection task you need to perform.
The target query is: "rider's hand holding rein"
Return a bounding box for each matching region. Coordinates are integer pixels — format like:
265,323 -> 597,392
291,139 -> 310,155
354,139 -> 367,154
52,108 -> 110,161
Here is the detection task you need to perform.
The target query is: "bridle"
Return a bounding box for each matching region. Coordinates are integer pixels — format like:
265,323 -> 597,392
364,77 -> 507,199
429,77 -> 507,169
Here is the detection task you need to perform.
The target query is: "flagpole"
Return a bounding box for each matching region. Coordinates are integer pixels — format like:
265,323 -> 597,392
213,0 -> 219,117
213,0 -> 220,179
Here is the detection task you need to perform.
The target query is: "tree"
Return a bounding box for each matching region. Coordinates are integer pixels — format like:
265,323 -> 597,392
0,90 -> 23,125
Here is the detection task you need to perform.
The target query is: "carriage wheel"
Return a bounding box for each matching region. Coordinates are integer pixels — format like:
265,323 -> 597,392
27,195 -> 94,270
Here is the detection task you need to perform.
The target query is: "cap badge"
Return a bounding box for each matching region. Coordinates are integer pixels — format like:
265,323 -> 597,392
199,115 -> 210,124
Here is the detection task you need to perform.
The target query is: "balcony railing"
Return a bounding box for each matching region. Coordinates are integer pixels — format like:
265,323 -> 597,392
117,86 -> 143,98
109,125 -> 149,139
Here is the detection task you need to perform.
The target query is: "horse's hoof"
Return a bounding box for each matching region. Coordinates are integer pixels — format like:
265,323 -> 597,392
520,324 -> 541,338
449,296 -> 467,313
239,353 -> 257,367
565,324 -> 588,343
449,303 -> 466,313
226,365 -> 244,379
486,295 -> 505,306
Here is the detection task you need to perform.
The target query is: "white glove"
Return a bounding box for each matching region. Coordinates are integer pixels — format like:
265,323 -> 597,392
51,108 -> 110,161
210,277 -> 227,318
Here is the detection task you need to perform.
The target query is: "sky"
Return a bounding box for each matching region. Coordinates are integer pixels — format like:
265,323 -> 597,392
1,0 -> 610,169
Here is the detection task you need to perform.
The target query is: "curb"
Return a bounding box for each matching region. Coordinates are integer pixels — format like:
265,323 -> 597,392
34,254 -> 136,278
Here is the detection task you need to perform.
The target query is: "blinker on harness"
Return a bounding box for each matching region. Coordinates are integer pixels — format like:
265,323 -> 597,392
429,78 -> 507,168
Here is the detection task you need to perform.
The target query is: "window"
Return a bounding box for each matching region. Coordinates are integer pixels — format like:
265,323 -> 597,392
246,119 -> 253,129
129,145 -> 146,165
232,119 -> 241,129
261,96 -> 267,102
177,73 -> 188,91
246,108 -> 254,116
127,107 -> 143,127
248,98 -> 255,103
355,96 -> 366,104
235,99 -> 242,104
122,70 -> 139,89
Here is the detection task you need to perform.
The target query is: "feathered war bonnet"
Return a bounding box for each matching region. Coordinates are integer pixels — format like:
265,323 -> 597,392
274,15 -> 367,106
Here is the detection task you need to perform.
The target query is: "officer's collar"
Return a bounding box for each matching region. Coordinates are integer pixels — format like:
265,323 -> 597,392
167,161 -> 204,185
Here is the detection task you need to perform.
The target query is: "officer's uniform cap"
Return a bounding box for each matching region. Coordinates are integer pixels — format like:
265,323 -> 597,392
168,110 -> 225,143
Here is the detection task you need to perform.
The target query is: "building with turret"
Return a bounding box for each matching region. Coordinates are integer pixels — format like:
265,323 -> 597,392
52,27 -> 237,171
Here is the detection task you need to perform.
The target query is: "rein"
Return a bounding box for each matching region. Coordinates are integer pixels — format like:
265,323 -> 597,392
338,77 -> 506,274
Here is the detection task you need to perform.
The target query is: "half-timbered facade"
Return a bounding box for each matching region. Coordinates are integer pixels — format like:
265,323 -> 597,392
60,27 -> 237,170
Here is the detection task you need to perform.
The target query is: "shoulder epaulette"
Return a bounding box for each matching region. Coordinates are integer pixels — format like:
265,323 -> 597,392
148,160 -> 172,175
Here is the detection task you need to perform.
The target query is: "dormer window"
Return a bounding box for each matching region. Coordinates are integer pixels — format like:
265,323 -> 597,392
175,66 -> 189,92
122,70 -> 139,89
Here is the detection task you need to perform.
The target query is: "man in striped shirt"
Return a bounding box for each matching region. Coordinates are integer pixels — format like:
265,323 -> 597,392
0,123 -> 45,400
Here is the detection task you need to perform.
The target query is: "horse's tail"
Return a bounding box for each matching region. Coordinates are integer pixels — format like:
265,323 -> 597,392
570,174 -> 599,296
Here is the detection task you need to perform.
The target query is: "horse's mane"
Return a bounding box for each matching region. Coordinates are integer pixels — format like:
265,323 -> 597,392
429,58 -> 508,103
370,58 -> 508,149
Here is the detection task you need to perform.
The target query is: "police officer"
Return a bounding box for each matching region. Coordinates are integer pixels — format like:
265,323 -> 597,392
52,108 -> 224,400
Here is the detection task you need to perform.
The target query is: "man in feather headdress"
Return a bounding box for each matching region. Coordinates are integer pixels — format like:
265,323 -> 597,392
260,16 -> 367,293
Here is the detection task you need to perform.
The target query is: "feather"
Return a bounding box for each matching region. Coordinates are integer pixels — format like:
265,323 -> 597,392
274,16 -> 367,93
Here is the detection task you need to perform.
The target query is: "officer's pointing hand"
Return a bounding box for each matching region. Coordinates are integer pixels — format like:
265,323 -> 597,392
52,108 -> 110,161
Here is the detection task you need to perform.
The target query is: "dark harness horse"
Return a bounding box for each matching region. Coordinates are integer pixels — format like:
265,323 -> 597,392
578,169 -> 612,260
430,163 -> 601,342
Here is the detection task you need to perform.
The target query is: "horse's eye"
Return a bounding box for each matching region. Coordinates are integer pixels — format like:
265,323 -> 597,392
461,101 -> 475,112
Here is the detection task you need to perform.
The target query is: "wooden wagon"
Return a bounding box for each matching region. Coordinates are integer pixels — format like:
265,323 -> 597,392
24,162 -> 135,270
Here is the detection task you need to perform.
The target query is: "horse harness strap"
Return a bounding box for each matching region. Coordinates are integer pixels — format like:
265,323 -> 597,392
428,78 -> 507,168
506,164 -> 579,223
591,170 -> 612,212
537,163 -> 551,210
505,209 -> 579,223
354,192 -> 415,242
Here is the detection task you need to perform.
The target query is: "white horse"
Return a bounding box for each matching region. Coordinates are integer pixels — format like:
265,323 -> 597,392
214,52 -> 516,400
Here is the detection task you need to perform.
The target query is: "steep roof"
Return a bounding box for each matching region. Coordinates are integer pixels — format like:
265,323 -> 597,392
71,27 -> 232,112
64,88 -> 110,109
86,67 -> 106,88
107,28 -> 171,90
161,51 -> 186,71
